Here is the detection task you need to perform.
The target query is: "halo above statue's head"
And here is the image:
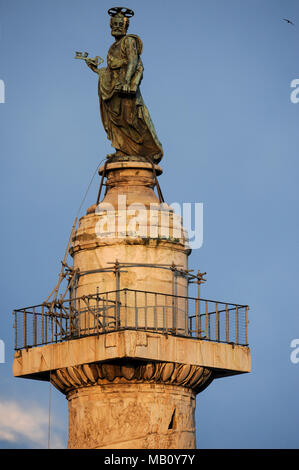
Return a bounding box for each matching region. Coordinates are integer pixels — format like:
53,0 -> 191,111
108,7 -> 134,18
108,7 -> 134,31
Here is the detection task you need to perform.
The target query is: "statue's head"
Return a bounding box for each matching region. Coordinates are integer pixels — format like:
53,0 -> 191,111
108,7 -> 134,38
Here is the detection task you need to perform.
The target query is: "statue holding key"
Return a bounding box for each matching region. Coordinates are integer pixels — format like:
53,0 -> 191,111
75,7 -> 163,163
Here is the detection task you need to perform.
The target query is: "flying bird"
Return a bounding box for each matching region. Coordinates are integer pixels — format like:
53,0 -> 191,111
283,18 -> 295,25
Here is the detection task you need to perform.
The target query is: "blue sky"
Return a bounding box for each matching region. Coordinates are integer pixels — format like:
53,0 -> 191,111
0,0 -> 299,448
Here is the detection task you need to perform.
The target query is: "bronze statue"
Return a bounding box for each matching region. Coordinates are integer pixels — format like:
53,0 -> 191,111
84,7 -> 163,163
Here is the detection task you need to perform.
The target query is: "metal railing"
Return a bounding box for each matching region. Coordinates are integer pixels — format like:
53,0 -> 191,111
13,288 -> 249,350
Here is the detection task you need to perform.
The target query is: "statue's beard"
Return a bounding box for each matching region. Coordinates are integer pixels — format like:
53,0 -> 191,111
111,29 -> 126,37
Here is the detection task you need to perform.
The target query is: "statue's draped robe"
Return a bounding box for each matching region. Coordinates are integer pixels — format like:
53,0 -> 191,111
98,34 -> 163,162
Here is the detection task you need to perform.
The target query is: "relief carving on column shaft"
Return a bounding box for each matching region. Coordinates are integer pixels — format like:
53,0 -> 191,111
50,360 -> 213,395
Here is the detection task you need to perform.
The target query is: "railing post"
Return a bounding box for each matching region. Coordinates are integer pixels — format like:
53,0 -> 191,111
245,306 -> 248,345
116,292 -> 120,327
206,301 -> 209,340
13,311 -> 17,350
102,297 -> 106,331
96,288 -> 99,334
165,299 -> 168,333
69,297 -> 72,337
42,305 -> 45,344
144,291 -> 147,331
185,296 -> 188,335
197,279 -> 201,338
45,311 -> 48,345
135,291 -> 138,329
197,299 -> 201,338
50,307 -> 53,343
54,304 -> 57,342
33,307 -> 37,347
115,262 -> 121,326
87,297 -> 90,335
78,298 -> 81,337
216,303 -> 219,342
60,299 -> 63,342
24,310 -> 27,349
226,304 -> 229,343
124,289 -> 127,328
172,269 -> 177,331
154,293 -> 157,330
105,292 -> 109,330
236,306 -> 239,344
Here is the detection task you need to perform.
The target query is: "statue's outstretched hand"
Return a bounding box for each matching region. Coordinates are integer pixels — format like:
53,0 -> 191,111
86,58 -> 98,73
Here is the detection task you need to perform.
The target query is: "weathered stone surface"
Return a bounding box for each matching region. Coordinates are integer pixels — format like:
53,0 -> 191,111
71,162 -> 189,294
67,384 -> 196,449
49,360 -> 212,395
13,330 -> 251,379
70,161 -> 190,335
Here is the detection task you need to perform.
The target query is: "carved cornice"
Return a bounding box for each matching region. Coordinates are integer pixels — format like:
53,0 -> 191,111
50,360 -> 213,395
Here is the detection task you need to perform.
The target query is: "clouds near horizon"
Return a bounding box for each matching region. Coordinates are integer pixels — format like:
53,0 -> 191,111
0,398 -> 65,448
